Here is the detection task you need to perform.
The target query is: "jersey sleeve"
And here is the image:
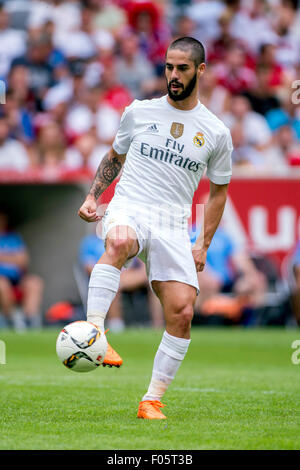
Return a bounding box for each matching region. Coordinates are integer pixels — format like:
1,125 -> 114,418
206,128 -> 233,185
112,101 -> 136,155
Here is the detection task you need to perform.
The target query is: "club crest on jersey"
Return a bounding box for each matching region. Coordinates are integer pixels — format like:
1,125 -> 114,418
193,132 -> 205,147
170,122 -> 184,139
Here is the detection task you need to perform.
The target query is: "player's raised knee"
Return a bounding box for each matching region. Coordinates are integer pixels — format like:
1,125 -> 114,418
106,236 -> 135,259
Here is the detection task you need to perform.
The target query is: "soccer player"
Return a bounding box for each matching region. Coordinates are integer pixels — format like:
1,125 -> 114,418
78,37 -> 233,419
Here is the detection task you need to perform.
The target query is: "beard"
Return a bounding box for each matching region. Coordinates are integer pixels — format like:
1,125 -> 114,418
167,72 -> 197,102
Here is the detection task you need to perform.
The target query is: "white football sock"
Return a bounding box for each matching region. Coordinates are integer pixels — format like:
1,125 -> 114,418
142,330 -> 191,402
87,263 -> 121,332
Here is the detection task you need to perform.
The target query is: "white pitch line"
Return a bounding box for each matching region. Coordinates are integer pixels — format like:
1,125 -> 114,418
173,387 -> 285,394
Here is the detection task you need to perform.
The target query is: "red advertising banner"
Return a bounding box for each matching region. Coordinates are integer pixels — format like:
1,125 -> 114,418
191,177 -> 300,266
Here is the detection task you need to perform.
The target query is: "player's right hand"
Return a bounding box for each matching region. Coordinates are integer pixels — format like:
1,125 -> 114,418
78,195 -> 102,223
192,246 -> 207,272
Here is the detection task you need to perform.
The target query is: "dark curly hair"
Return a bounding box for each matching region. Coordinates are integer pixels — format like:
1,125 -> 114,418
167,37 -> 206,67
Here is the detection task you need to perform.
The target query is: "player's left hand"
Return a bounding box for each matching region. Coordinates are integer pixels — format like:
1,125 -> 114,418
192,247 -> 207,272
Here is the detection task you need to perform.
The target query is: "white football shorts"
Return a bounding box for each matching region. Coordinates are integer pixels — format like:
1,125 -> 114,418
101,201 -> 199,294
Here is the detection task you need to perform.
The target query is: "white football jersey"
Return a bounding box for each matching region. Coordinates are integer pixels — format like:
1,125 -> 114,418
112,95 -> 233,220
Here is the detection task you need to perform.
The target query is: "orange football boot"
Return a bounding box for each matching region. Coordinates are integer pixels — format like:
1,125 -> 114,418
101,330 -> 123,368
102,343 -> 123,368
137,400 -> 167,419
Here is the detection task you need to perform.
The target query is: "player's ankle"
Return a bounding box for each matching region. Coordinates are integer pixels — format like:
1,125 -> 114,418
142,394 -> 162,402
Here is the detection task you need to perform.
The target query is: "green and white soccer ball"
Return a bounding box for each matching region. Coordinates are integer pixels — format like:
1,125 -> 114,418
56,321 -> 108,372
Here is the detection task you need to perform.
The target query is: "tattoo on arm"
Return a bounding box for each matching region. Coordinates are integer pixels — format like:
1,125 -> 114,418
89,149 -> 124,200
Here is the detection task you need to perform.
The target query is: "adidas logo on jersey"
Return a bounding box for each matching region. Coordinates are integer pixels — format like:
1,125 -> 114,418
146,124 -> 159,133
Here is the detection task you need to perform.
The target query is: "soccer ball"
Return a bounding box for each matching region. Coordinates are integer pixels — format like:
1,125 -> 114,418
56,321 -> 108,372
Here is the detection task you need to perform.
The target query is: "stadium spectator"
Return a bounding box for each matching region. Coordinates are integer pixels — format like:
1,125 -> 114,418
11,33 -> 57,110
198,64 -> 231,117
213,41 -> 256,94
91,25 -> 116,70
257,42 -> 292,90
79,1 -> 118,68
230,0 -> 276,55
3,88 -> 35,145
0,115 -> 30,172
229,104 -> 295,173
64,132 -> 109,173
242,63 -> 281,116
263,124 -> 300,170
265,88 -> 300,140
65,82 -> 121,144
185,0 -> 227,45
208,8 -> 255,69
53,6 -> 97,61
115,31 -> 156,99
221,94 -> 272,152
0,208 -> 44,330
127,0 -> 170,65
172,15 -> 196,41
230,122 -> 268,169
0,5 -> 26,80
141,62 -> 168,100
272,0 -> 299,70
99,59 -> 133,114
33,120 -> 66,178
26,0 -> 81,37
7,64 -> 34,112
90,0 -> 127,34
208,9 -> 235,64
41,82 -> 71,132
39,19 -> 69,83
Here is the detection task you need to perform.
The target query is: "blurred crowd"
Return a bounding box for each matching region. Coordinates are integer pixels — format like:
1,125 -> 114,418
0,0 -> 299,178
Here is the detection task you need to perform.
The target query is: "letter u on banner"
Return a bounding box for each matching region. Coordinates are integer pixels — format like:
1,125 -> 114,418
249,206 -> 296,252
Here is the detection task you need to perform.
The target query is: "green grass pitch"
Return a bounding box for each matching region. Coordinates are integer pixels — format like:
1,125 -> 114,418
0,327 -> 300,450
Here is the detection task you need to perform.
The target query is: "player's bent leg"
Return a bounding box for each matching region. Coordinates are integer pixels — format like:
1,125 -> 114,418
86,225 -> 139,368
99,225 -> 139,269
152,280 -> 197,339
138,281 -> 196,419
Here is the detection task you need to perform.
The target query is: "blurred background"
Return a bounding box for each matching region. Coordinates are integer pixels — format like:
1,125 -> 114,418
0,0 -> 300,332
